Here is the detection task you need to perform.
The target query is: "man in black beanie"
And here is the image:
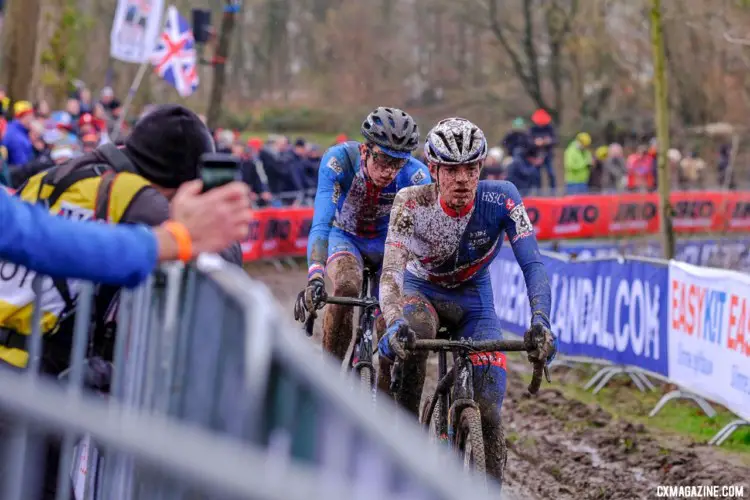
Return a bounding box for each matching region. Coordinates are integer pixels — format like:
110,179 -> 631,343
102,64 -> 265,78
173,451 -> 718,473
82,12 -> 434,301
9,103 -> 242,498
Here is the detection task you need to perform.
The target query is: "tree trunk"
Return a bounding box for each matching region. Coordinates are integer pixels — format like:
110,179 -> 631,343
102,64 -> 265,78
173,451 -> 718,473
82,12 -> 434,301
650,0 -> 674,259
2,0 -> 42,103
207,1 -> 239,129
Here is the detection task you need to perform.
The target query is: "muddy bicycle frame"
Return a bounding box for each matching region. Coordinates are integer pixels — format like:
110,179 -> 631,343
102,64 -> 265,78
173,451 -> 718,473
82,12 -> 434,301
305,266 -> 380,393
392,335 -> 545,451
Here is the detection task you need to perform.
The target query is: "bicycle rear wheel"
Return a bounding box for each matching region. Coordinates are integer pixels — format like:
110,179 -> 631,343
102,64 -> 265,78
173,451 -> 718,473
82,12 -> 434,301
457,407 -> 486,476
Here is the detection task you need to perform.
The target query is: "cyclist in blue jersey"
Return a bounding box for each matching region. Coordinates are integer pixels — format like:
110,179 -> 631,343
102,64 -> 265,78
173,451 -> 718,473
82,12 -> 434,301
377,117 -> 557,482
294,107 -> 431,360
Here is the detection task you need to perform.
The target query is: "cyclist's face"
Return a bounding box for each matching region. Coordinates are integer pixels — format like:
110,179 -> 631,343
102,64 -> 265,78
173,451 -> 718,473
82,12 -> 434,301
365,145 -> 408,187
432,162 -> 482,211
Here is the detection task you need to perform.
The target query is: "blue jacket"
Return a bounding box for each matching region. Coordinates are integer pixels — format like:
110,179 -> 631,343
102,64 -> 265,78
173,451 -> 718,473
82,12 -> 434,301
528,124 -> 558,153
506,157 -> 541,196
2,120 -> 34,166
307,142 -> 430,275
0,189 -> 157,287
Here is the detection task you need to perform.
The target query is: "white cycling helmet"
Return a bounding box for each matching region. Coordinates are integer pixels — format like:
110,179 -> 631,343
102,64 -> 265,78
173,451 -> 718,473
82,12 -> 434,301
423,117 -> 488,165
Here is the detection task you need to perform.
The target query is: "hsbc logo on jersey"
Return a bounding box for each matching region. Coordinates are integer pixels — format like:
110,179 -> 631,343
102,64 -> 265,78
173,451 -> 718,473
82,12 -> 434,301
505,198 -> 515,211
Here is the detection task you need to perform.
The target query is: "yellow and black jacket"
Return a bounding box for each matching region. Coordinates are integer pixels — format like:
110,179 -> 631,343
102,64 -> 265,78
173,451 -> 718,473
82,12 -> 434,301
0,144 -> 153,368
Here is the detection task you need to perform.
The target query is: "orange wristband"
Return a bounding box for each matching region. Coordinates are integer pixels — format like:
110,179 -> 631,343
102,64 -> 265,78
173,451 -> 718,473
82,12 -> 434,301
162,221 -> 193,262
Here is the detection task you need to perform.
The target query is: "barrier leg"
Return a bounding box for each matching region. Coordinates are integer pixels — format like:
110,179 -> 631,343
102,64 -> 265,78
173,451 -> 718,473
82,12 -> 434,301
626,371 -> 646,393
709,419 -> 750,446
271,259 -> 285,273
583,366 -> 614,391
592,367 -> 625,394
284,257 -> 299,271
649,390 -> 716,418
633,371 -> 656,392
548,359 -> 579,371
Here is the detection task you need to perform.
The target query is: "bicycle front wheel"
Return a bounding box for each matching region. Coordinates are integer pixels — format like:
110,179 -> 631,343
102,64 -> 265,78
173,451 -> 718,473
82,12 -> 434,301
457,407 -> 486,476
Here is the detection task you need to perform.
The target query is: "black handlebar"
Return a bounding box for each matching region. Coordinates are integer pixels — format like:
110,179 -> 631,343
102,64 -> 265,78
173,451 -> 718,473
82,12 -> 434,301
302,295 -> 379,338
391,336 -> 549,395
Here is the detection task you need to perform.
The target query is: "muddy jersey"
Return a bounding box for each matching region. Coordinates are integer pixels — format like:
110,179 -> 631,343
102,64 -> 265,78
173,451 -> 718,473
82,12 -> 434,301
306,141 -> 430,278
380,180 -> 551,328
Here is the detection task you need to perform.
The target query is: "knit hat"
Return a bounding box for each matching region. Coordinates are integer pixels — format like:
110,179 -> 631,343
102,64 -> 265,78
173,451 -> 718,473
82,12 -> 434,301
124,104 -> 214,188
531,109 -> 551,126
14,101 -> 33,119
576,132 -> 592,148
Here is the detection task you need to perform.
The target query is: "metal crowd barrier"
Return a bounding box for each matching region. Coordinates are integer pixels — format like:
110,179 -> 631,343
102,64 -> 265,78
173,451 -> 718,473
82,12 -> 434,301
0,255 -> 501,499
534,249 -> 750,445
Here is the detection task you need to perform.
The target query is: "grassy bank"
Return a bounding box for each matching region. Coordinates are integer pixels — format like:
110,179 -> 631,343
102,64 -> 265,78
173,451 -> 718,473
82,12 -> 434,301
514,357 -> 750,457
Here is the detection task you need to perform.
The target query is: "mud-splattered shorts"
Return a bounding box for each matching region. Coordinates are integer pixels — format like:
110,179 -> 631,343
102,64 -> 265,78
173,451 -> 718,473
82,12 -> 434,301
327,226 -> 383,295
403,270 -> 507,409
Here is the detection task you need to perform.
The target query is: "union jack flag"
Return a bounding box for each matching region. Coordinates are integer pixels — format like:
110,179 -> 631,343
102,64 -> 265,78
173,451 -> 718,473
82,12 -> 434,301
150,5 -> 199,97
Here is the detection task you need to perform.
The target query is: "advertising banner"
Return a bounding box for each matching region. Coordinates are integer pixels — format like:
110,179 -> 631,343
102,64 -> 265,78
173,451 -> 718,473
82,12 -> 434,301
668,262 -> 750,420
490,247 -> 669,375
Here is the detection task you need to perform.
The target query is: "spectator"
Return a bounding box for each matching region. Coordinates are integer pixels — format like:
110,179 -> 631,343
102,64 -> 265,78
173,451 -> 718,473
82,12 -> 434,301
0,180 -> 251,285
34,99 -> 51,120
667,148 -> 683,189
289,137 -> 313,190
214,129 -> 234,153
79,87 -> 93,114
481,147 -> 506,181
2,100 -> 35,166
0,87 -> 9,118
81,133 -> 99,153
603,143 -> 627,191
718,143 -> 733,188
305,144 -> 322,188
260,135 -> 304,202
501,118 -> 528,159
65,97 -> 82,123
563,132 -> 593,194
626,143 -> 656,192
99,86 -> 121,117
679,151 -> 706,190
233,138 -> 271,205
529,108 -> 558,190
506,142 -> 544,196
588,145 -> 609,192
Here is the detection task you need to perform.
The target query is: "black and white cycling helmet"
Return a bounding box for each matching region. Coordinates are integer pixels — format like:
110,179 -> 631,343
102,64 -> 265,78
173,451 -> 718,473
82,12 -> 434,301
424,117 -> 488,165
361,107 -> 420,159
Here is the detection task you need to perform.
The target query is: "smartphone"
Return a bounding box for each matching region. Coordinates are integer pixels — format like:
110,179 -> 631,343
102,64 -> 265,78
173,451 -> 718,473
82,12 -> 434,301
199,153 -> 240,192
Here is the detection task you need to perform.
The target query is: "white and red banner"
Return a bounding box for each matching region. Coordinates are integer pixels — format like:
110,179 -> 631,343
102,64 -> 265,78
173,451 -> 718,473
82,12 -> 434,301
668,261 -> 750,421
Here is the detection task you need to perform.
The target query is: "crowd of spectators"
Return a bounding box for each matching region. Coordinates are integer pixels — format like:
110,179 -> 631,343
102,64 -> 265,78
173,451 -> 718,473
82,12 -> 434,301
1,86 -> 735,203
495,108 -> 734,196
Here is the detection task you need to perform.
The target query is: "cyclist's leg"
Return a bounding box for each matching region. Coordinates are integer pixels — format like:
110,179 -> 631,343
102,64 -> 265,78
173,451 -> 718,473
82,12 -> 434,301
322,229 -> 364,361
377,272 -> 439,416
454,272 -> 508,484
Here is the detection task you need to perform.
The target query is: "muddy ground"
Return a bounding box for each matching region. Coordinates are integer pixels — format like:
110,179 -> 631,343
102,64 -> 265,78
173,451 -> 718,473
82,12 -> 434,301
250,263 -> 750,500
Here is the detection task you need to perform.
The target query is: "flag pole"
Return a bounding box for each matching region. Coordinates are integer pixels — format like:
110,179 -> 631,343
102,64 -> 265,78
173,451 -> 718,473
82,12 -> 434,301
109,61 -> 150,142
109,1 -> 167,143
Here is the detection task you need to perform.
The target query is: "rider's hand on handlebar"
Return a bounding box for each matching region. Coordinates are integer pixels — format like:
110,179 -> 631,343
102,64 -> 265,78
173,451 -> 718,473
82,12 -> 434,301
524,323 -> 557,366
378,319 -> 410,362
293,277 -> 326,322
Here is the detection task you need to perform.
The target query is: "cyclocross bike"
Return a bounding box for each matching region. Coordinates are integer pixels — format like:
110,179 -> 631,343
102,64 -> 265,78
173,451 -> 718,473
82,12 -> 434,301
390,327 -> 549,489
304,264 -> 380,400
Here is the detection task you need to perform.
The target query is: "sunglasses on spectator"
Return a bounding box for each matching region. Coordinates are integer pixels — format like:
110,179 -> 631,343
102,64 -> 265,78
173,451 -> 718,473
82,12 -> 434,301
367,145 -> 408,171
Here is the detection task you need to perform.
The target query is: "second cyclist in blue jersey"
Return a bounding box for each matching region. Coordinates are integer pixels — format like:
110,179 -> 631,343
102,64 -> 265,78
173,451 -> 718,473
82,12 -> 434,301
295,107 -> 431,360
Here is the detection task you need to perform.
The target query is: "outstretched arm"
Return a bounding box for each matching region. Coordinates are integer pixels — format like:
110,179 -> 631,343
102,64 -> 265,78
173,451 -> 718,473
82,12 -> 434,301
306,151 -> 342,280
0,189 -> 157,287
502,185 -> 551,329
380,190 -> 416,327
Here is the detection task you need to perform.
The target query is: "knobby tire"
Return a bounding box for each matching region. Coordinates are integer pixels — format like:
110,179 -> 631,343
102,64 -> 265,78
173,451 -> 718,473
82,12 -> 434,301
458,407 -> 486,477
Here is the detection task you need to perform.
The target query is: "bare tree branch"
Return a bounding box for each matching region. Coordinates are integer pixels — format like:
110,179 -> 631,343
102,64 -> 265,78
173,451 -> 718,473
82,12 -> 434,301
724,31 -> 750,46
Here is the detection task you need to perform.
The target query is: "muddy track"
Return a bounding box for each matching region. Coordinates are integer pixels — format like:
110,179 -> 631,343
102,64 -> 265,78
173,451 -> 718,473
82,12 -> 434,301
251,264 -> 750,500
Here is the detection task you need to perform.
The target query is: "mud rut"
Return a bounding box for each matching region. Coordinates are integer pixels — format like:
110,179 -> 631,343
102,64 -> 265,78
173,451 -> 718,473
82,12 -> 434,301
253,264 -> 750,500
